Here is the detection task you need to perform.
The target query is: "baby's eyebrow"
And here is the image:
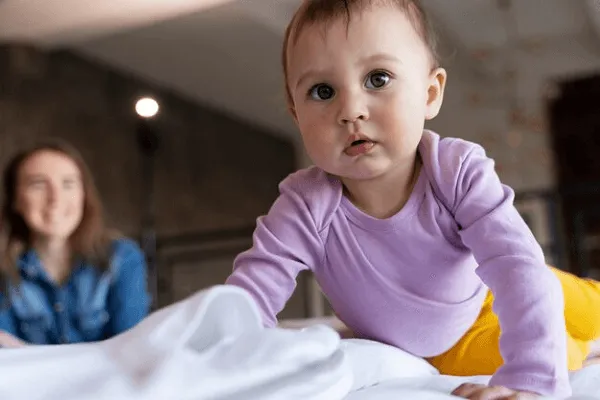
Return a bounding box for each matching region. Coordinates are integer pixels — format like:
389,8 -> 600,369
293,53 -> 402,90
295,68 -> 328,90
358,53 -> 402,65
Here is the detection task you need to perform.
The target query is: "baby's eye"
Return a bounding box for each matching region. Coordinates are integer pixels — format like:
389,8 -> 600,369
365,71 -> 391,89
309,84 -> 335,100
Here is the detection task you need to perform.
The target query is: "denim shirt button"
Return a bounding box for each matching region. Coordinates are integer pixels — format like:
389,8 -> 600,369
100,311 -> 109,323
54,302 -> 64,313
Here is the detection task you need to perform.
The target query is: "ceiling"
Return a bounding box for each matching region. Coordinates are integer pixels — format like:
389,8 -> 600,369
1,0 -> 600,140
0,0 -> 236,44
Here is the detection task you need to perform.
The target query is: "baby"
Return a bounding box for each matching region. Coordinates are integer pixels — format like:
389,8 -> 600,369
226,1 -> 600,398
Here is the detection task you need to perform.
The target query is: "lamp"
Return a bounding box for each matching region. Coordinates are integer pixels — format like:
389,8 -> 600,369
135,96 -> 160,310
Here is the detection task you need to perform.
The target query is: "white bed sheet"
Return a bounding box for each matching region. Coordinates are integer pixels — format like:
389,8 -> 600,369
0,285 -> 597,400
341,337 -> 600,400
345,367 -> 600,400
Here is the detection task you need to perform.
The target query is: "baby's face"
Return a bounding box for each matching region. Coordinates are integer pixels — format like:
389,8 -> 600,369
286,5 -> 445,182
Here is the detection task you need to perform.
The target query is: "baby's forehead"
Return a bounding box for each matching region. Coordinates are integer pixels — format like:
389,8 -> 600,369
288,4 -> 430,62
290,3 -> 400,45
285,4 -> 435,72
288,6 -> 419,56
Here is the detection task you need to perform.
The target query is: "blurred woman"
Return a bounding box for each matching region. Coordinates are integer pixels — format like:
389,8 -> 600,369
0,139 -> 150,347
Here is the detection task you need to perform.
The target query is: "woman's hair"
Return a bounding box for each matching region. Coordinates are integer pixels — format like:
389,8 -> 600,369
0,139 -> 118,287
282,0 -> 440,109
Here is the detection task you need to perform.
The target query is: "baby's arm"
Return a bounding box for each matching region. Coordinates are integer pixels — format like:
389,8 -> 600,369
225,176 -> 325,327
447,143 -> 570,398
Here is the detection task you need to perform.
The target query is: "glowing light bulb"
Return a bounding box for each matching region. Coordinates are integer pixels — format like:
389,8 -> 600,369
135,97 -> 159,118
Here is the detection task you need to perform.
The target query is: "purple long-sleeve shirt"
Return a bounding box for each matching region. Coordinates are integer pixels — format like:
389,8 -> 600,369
226,130 -> 570,397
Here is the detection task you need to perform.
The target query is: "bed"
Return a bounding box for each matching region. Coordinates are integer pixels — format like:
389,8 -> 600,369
0,285 -> 598,400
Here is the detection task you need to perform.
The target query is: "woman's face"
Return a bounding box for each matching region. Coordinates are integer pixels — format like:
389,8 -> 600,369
14,150 -> 85,241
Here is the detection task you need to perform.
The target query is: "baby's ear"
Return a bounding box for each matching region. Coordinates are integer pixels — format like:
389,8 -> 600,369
425,67 -> 447,120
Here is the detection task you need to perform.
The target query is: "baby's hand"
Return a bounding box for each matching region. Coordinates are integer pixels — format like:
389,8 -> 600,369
452,383 -> 539,400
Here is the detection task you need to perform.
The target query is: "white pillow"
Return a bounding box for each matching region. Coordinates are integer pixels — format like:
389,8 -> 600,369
340,338 -> 439,391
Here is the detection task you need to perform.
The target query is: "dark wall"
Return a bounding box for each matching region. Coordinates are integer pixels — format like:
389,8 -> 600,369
0,43 -> 308,318
548,73 -> 600,277
0,43 -> 295,234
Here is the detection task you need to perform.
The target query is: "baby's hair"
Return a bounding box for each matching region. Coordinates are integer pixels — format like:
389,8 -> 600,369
282,0 -> 440,109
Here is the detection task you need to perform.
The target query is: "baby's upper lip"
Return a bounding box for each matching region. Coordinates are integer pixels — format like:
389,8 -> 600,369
344,133 -> 375,148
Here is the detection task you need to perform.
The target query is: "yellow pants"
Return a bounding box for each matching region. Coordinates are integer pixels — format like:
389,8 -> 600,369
427,267 -> 600,376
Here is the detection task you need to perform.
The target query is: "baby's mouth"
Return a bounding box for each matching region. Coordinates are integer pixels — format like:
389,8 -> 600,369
344,139 -> 375,156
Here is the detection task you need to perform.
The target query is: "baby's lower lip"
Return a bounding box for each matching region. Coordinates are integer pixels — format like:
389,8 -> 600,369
344,141 -> 375,156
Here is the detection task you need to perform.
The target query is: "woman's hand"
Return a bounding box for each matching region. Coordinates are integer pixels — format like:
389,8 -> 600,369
452,383 -> 539,400
0,330 -> 28,348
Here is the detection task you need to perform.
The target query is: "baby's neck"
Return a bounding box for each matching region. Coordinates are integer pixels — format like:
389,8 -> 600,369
342,156 -> 421,219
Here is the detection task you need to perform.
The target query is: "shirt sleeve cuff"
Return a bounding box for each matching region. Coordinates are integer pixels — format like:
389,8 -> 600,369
489,371 -> 572,398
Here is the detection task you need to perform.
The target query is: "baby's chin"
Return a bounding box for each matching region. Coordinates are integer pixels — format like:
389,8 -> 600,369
326,165 -> 393,183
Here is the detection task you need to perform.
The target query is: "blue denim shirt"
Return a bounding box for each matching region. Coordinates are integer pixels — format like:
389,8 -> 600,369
0,238 -> 150,345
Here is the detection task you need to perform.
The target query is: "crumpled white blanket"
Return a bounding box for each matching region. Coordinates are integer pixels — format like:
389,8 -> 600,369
0,285 -> 598,400
0,285 -> 352,400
